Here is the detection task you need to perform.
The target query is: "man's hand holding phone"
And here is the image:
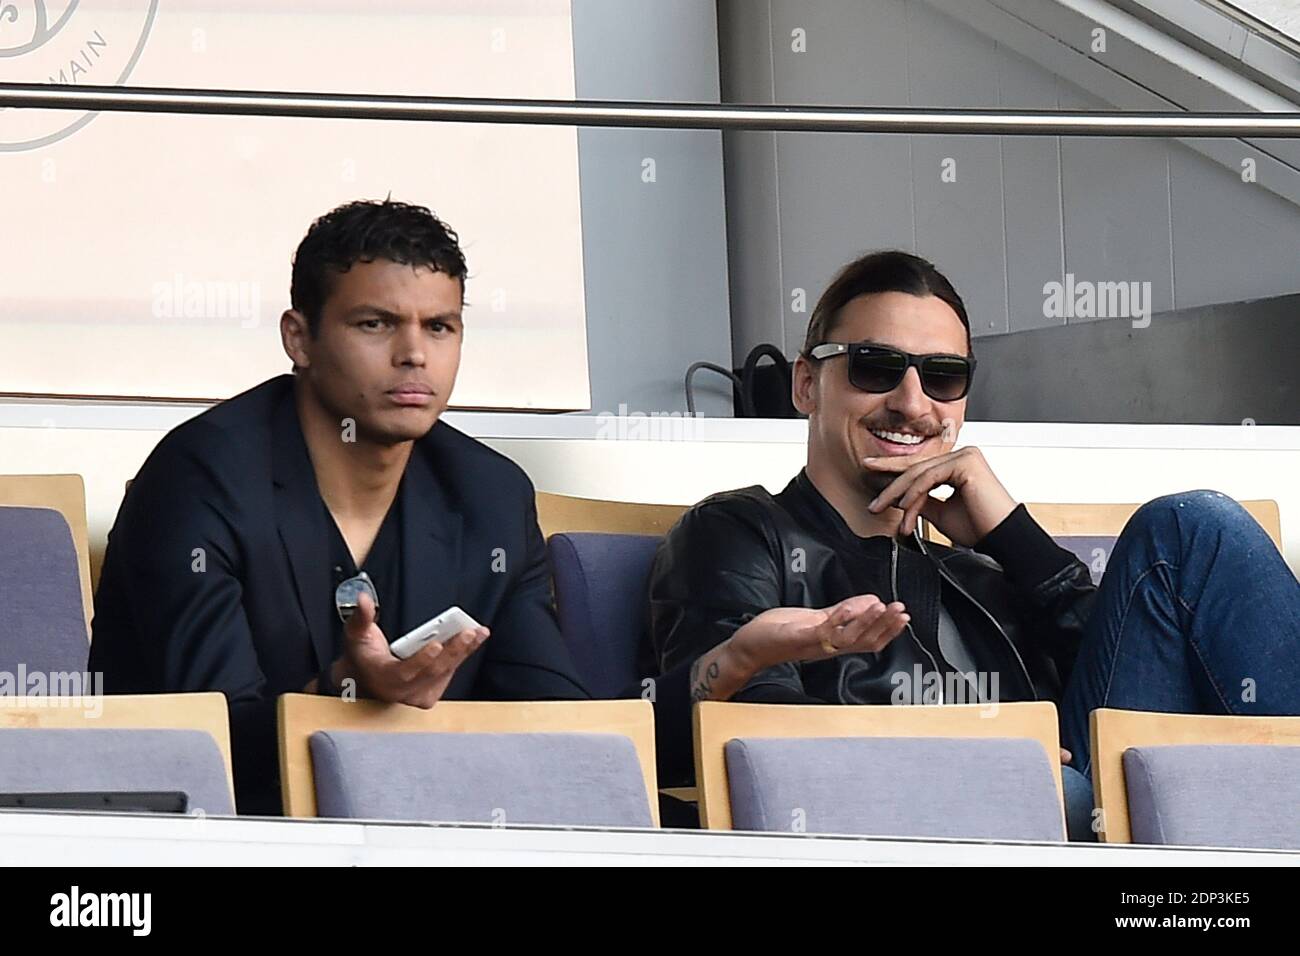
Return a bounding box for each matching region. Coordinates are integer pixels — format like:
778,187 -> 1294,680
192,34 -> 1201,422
331,592 -> 489,708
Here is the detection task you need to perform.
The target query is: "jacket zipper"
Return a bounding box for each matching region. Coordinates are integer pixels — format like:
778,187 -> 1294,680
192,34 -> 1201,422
912,529 -> 1038,701
891,538 -> 944,704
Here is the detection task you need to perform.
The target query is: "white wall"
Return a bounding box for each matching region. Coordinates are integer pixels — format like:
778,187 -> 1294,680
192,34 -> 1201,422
0,0 -> 591,410
571,0 -> 734,416
1,404 -> 1297,581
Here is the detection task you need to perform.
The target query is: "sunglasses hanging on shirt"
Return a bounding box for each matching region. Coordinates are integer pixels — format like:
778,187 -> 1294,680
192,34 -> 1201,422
334,570 -> 379,623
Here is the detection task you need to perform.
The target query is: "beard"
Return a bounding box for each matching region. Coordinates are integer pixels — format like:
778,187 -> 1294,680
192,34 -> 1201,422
858,464 -> 897,498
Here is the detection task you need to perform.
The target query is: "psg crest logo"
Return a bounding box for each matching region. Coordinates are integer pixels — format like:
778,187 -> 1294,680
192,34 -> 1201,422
0,0 -> 157,151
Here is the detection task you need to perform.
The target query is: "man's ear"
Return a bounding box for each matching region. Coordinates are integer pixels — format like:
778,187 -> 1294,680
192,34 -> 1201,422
792,354 -> 818,416
281,309 -> 311,370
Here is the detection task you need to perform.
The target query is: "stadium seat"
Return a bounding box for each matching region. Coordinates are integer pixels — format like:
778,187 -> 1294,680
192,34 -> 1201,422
695,700 -> 1066,840
0,505 -> 91,673
0,692 -> 235,814
1091,708 -> 1300,847
0,474 -> 93,639
538,494 -> 701,809
547,531 -> 661,699
534,491 -> 686,540
278,695 -> 659,825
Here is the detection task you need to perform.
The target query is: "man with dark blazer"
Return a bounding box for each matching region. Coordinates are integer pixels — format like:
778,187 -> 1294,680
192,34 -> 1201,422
90,200 -> 589,814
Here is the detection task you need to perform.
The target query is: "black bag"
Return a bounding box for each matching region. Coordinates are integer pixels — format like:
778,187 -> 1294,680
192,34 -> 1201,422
735,343 -> 798,418
684,343 -> 801,418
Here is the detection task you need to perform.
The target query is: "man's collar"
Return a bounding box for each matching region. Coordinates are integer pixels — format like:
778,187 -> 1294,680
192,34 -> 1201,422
789,467 -> 920,550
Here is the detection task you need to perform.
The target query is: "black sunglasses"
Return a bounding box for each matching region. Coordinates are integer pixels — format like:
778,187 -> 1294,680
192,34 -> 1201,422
808,342 -> 976,401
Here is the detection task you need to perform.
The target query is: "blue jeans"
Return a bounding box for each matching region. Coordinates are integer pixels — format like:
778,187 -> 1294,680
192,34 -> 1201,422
1055,490 -> 1300,840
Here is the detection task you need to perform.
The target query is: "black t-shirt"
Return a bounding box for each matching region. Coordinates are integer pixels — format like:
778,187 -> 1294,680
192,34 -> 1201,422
326,489 -> 406,659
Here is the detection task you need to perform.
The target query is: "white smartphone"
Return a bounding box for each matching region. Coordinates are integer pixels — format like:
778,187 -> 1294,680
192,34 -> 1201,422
388,606 -> 483,660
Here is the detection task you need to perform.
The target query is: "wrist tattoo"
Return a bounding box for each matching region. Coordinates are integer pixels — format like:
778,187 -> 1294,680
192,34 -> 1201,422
689,657 -> 722,703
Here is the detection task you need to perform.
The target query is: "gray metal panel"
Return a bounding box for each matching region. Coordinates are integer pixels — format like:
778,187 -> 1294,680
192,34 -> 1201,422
911,133 -> 1010,335
966,294 -> 1300,424
1168,145 -> 1300,307
906,3 -> 1008,335
1059,86 -> 1176,319
716,0 -> 1300,423
769,0 -> 910,106
770,0 -> 915,357
574,0 -> 720,103
774,132 -> 917,357
719,0 -> 784,365
719,0 -> 776,104
722,129 -> 784,364
999,51 -> 1066,333
573,125 -> 734,415
906,0 -> 1001,108
571,0 -> 733,415
1002,134 -> 1067,333
931,0 -> 1300,208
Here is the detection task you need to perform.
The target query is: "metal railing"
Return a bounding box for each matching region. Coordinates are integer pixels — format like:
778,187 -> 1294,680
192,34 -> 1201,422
1,82 -> 1298,137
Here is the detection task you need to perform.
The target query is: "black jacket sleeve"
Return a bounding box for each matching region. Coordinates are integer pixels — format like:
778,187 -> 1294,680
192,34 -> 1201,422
649,500 -> 820,700
645,500 -> 821,787
972,504 -> 1097,677
90,422 -> 279,813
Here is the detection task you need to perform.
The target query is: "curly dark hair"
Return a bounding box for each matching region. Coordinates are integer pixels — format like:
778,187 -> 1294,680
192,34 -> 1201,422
801,250 -> 972,358
290,198 -> 468,336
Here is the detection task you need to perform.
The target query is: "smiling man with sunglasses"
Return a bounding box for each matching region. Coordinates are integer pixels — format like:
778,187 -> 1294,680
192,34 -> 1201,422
647,250 -> 1300,838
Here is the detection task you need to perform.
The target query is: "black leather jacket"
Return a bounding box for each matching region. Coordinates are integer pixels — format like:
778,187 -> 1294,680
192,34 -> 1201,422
647,469 -> 1097,710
